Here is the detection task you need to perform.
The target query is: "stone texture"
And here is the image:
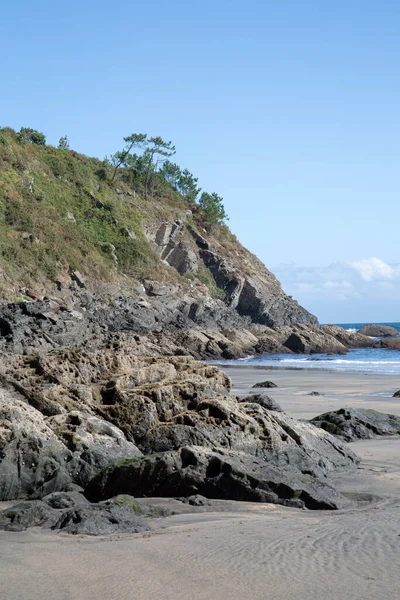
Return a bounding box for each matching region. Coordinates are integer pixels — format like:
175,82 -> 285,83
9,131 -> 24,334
85,445 -> 349,510
311,408 -> 400,442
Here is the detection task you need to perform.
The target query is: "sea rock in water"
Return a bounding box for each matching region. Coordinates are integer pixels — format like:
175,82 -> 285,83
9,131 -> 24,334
311,408 -> 400,442
380,338 -> 400,350
357,324 -> 398,338
393,390 -> 400,398
85,445 -> 349,510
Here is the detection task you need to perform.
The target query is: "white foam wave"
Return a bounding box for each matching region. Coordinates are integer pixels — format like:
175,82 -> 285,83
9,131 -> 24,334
345,328 -> 358,333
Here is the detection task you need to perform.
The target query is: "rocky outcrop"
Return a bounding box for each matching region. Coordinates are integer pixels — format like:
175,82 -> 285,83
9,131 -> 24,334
0,381 -> 141,501
85,445 -> 349,510
311,408 -> 400,442
0,348 -> 357,509
380,338 -> 400,350
144,219 -> 318,328
358,324 -> 398,338
0,492 -> 151,535
320,325 -> 378,349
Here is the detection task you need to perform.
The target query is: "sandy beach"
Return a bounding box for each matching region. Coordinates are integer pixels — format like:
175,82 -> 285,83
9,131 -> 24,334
1,367 -> 400,600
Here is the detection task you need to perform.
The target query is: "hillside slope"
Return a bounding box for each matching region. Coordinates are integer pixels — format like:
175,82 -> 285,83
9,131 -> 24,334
0,127 -> 316,332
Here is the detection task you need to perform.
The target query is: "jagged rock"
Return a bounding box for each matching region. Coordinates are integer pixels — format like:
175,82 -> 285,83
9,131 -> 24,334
252,380 -> 277,389
311,408 -> 400,442
85,445 -> 349,510
1,350 -> 356,483
0,382 -> 142,500
238,393 -> 283,412
146,220 -> 199,276
70,270 -> 86,288
357,324 -> 398,337
393,390 -> 400,398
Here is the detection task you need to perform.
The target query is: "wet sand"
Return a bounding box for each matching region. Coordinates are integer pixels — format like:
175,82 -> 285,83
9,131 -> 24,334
1,368 -> 400,600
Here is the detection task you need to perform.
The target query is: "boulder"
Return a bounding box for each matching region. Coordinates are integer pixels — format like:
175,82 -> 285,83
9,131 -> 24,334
321,325 -> 378,348
380,338 -> 400,350
311,408 -> 400,442
238,393 -> 283,412
284,328 -> 347,355
393,390 -> 400,398
252,380 -> 277,389
85,445 -> 348,510
358,324 -> 399,338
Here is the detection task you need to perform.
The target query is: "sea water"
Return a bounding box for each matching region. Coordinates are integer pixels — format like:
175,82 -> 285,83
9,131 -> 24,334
218,323 -> 400,375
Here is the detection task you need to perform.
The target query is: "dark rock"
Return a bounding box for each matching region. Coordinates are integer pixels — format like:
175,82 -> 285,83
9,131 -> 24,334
52,504 -> 150,535
238,393 -> 283,412
70,270 -> 86,288
308,391 -> 320,396
179,494 -> 212,506
311,408 -> 400,442
42,490 -> 90,509
0,494 -> 151,535
358,324 -> 398,338
85,445 -> 349,510
0,500 -> 59,531
393,390 -> 400,398
252,380 -> 277,389
284,330 -> 347,355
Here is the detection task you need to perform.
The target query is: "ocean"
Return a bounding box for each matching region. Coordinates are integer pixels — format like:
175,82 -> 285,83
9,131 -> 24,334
221,322 -> 400,375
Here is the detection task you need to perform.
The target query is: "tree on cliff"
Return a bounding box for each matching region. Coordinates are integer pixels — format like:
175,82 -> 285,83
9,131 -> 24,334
58,136 -> 70,150
160,161 -> 201,203
19,127 -> 46,146
143,136 -> 176,199
198,192 -> 229,227
110,133 -> 148,182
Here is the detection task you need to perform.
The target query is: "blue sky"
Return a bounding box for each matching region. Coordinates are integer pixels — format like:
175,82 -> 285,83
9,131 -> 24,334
2,1 -> 399,322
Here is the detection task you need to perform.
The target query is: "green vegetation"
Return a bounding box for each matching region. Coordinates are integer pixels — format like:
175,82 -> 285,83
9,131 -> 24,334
58,136 -> 70,150
18,127 -> 46,146
0,126 -> 232,298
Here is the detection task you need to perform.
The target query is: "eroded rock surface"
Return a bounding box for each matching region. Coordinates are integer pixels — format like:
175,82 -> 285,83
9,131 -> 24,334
0,349 -> 357,509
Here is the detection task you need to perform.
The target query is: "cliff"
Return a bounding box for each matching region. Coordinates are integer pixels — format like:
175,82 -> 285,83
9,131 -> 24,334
0,127 -> 316,336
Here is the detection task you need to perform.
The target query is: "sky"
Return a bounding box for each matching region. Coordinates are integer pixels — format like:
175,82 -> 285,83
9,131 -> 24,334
1,1 -> 399,322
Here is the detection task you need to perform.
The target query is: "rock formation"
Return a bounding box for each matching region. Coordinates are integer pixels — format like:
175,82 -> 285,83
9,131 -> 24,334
357,324 -> 399,338
0,348 -> 357,514
311,408 -> 400,442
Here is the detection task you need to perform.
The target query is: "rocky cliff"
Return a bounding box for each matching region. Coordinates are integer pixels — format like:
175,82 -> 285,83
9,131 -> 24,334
0,127 -> 316,337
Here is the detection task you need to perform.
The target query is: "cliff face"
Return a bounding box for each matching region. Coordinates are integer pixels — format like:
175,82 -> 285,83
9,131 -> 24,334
144,219 -> 317,328
0,127 -> 316,332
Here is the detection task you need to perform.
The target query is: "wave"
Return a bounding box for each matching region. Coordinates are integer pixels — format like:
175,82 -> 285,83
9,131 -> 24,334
345,328 -> 358,333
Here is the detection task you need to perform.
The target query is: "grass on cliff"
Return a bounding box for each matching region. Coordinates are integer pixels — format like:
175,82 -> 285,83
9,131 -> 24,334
0,129 -> 185,294
0,127 -> 257,301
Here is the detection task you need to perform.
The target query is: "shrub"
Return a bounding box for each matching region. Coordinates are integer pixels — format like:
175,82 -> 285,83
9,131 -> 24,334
19,127 -> 46,146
